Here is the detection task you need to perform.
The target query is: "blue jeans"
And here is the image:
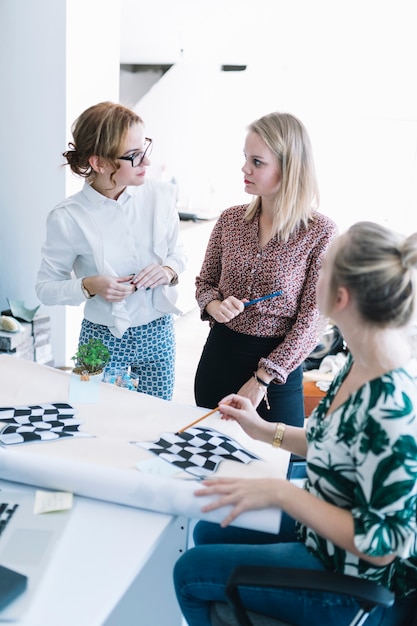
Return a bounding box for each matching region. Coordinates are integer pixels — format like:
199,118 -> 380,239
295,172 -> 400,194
173,519 -> 416,626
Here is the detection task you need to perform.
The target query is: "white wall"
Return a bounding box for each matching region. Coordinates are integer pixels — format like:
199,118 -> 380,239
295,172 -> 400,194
0,0 -> 68,365
0,0 -> 67,317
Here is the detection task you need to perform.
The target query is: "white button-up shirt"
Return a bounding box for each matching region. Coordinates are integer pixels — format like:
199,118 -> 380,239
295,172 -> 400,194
36,180 -> 187,334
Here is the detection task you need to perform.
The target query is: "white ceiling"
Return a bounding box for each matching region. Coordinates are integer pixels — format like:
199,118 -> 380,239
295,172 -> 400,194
120,0 -> 297,65
120,0 -> 417,121
120,0 -> 417,113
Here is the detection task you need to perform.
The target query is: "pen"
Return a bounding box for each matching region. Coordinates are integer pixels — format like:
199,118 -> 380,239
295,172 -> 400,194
244,290 -> 283,307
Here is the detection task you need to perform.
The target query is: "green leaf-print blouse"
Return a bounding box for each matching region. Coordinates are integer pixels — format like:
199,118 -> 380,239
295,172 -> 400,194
298,353 -> 417,597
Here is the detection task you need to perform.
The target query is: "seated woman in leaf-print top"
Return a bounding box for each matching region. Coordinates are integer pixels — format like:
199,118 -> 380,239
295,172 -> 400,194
174,221 -> 417,626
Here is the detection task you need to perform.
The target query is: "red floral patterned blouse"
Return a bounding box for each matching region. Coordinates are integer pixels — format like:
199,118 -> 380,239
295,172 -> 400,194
195,204 -> 338,384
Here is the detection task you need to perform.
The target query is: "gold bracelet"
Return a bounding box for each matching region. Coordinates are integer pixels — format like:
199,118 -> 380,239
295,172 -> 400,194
272,422 -> 286,448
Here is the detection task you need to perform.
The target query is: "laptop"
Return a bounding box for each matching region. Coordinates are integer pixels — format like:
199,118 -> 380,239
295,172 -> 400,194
0,484 -> 72,621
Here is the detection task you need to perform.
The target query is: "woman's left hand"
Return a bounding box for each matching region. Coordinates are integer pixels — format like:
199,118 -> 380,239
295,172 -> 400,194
195,477 -> 282,527
131,264 -> 171,289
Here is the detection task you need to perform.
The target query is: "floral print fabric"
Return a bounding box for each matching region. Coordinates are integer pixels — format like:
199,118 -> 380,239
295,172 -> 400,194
195,205 -> 337,383
299,353 -> 417,597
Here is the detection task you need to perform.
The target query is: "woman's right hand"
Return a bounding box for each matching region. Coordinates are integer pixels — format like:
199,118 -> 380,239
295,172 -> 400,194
218,393 -> 275,444
219,393 -> 308,457
82,275 -> 137,302
205,296 -> 245,323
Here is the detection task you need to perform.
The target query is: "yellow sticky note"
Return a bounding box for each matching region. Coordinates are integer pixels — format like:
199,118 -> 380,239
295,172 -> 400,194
34,490 -> 73,514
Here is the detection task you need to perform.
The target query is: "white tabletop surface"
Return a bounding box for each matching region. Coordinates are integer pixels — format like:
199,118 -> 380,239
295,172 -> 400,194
0,479 -> 177,626
0,354 -> 290,624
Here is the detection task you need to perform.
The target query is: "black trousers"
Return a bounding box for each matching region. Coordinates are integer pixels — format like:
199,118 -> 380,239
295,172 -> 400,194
194,323 -> 305,426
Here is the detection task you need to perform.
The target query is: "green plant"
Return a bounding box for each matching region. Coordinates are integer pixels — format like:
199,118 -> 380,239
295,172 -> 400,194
72,338 -> 110,375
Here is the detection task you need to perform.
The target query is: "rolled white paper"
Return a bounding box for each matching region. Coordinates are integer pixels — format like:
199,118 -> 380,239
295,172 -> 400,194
0,448 -> 281,533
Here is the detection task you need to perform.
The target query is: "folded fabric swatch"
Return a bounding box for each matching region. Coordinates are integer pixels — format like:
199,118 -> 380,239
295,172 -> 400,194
0,403 -> 76,421
0,402 -> 91,445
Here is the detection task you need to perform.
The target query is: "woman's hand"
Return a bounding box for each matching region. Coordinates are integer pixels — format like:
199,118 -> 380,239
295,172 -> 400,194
206,296 -> 245,323
195,477 -> 283,527
131,264 -> 172,290
219,394 -> 276,444
82,275 -> 136,302
219,393 -> 308,456
197,478 -> 397,566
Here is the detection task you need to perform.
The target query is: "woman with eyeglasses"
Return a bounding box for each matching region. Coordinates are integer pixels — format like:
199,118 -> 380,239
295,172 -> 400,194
36,101 -> 187,400
194,111 -> 337,425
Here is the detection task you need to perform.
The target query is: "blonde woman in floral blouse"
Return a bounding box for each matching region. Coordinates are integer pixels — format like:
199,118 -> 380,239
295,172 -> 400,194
194,111 -> 337,424
175,221 -> 417,626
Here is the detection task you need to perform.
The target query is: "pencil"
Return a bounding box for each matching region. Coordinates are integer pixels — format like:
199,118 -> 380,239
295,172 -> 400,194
243,290 -> 283,307
175,406 -> 220,435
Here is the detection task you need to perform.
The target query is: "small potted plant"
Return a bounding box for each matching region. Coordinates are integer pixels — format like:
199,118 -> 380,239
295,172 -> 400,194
71,338 -> 110,381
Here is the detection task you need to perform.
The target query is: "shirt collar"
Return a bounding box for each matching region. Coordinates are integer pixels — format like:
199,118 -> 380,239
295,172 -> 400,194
82,181 -> 135,207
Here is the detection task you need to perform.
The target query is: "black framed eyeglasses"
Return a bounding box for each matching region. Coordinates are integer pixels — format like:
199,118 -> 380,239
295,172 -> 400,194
118,138 -> 153,167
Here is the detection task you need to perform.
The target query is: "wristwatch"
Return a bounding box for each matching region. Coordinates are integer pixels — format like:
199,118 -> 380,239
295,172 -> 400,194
81,278 -> 94,299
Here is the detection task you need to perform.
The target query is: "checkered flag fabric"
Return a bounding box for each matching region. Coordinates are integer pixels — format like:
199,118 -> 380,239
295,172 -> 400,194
0,403 -> 76,421
136,427 -> 260,477
0,403 -> 91,445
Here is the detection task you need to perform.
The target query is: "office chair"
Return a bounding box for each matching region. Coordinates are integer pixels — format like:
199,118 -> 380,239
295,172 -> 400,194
210,566 -> 396,626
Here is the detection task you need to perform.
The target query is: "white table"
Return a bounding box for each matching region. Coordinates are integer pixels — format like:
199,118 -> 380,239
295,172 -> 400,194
0,355 -> 289,624
0,479 -> 186,626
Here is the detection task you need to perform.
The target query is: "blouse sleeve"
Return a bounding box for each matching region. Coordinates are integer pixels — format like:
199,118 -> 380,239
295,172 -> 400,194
350,375 -> 417,558
259,218 -> 337,383
162,190 -> 187,277
35,208 -> 87,306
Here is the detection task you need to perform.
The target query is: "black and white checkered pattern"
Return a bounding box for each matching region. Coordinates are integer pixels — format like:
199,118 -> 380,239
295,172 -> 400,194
0,403 -> 76,421
136,427 -> 260,477
0,403 -> 90,445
